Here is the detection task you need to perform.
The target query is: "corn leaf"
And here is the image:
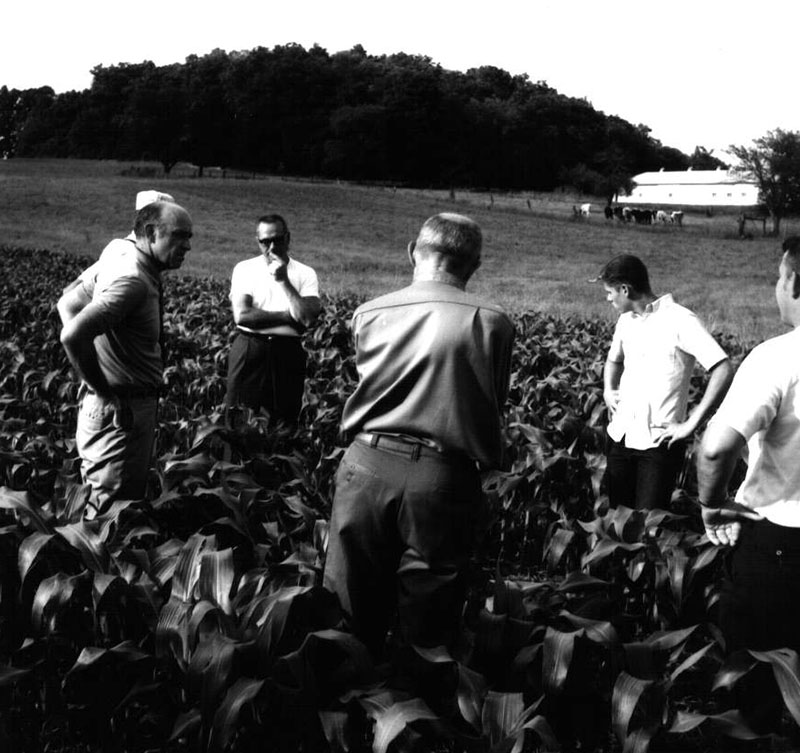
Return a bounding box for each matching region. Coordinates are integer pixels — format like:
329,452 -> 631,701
542,626 -> 579,693
749,647 -> 800,726
18,531 -> 56,582
169,708 -> 202,743
712,650 -> 758,691
171,533 -> 214,602
272,629 -> 374,702
456,662 -> 487,731
0,665 -> 29,687
187,633 -> 240,725
319,709 -> 350,753
482,690 -> 523,749
669,641 -> 715,683
31,571 -> 90,634
156,595 -> 192,666
668,710 -> 706,733
705,710 -> 757,739
558,610 -> 619,645
519,713 -> 559,752
207,677 -> 265,753
0,486 -> 54,533
612,671 -> 655,743
555,571 -> 607,592
581,538 -> 645,568
623,725 -> 657,753
369,697 -> 439,753
187,600 -> 231,650
545,528 -> 574,570
91,572 -> 128,614
55,522 -> 111,573
198,548 -> 235,615
642,625 -> 697,651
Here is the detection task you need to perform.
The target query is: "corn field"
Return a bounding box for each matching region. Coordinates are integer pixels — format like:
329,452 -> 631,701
2,246 -> 799,753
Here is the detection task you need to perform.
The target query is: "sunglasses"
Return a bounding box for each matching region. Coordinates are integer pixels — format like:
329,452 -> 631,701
258,234 -> 287,247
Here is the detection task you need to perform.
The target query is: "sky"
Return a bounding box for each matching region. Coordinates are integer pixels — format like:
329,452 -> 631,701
3,0 -> 798,161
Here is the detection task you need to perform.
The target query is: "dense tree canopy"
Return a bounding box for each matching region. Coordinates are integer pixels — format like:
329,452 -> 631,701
1,44 -> 694,191
730,129 -> 800,235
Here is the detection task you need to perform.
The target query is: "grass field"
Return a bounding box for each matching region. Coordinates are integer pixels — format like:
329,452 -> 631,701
2,158 -> 797,344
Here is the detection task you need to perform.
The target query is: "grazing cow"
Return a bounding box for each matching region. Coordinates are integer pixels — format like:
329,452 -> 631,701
670,211 -> 684,227
604,205 -> 614,221
580,202 -> 591,217
631,208 -> 652,225
613,206 -> 625,221
656,210 -> 669,224
622,206 -> 633,223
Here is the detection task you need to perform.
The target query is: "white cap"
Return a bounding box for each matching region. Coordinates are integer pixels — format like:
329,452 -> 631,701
135,190 -> 175,210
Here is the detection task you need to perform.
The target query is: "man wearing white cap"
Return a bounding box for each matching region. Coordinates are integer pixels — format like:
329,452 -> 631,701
61,190 -> 175,314
100,190 -> 175,261
57,199 -> 192,516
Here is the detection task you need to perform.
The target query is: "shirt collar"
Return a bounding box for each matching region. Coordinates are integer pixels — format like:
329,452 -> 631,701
633,293 -> 673,318
133,245 -> 162,278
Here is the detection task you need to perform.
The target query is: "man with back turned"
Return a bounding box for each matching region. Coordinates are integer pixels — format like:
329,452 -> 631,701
323,212 -> 515,659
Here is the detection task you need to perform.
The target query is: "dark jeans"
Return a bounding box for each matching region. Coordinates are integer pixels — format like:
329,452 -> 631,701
605,434 -> 686,510
323,435 -> 483,659
225,331 -> 306,423
718,519 -> 800,734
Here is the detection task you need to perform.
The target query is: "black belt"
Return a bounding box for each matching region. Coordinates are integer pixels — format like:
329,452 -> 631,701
113,387 -> 160,399
238,330 -> 301,343
355,432 -> 471,464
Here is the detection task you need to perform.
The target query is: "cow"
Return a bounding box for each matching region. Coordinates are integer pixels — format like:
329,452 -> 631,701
604,205 -> 614,221
580,203 -> 591,217
622,206 -> 633,223
631,208 -> 652,225
613,206 -> 626,221
656,210 -> 669,224
670,211 -> 684,227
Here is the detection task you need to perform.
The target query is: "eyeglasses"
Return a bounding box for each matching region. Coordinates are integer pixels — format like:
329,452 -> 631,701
258,234 -> 287,248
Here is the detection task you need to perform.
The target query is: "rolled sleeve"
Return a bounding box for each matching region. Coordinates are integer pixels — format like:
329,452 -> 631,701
713,351 -> 779,440
676,311 -> 727,371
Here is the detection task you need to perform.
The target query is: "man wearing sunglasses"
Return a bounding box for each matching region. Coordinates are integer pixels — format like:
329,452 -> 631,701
225,214 -> 321,423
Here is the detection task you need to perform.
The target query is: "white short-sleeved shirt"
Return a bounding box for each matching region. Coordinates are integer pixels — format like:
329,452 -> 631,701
711,327 -> 800,526
230,256 -> 319,337
607,294 -> 727,449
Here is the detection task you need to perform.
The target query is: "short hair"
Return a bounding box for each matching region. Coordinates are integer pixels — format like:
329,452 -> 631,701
415,213 -> 482,272
257,214 -> 289,234
595,254 -> 651,294
782,237 -> 800,273
133,201 -> 171,239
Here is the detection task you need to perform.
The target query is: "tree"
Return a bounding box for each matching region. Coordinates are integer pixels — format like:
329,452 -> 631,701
729,129 -> 800,236
689,146 -> 727,170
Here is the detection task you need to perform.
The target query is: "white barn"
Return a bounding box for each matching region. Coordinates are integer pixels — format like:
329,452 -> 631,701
619,167 -> 761,208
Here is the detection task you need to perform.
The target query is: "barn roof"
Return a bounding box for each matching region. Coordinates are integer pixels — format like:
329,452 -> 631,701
632,168 -> 755,186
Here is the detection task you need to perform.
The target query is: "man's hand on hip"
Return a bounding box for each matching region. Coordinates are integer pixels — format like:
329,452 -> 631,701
701,502 -> 763,547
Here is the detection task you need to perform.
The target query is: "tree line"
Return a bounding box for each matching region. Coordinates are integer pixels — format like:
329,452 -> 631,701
0,44 -> 725,193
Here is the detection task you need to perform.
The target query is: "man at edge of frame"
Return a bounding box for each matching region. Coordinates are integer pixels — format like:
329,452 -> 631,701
697,236 -> 800,738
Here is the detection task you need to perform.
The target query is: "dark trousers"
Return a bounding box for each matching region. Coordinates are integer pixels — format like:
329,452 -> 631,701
225,331 -> 306,423
718,519 -> 800,734
323,435 -> 483,659
605,434 -> 685,510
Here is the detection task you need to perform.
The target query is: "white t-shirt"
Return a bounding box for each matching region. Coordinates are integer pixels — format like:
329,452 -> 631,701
607,294 -> 727,449
230,255 -> 319,337
711,327 -> 800,526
